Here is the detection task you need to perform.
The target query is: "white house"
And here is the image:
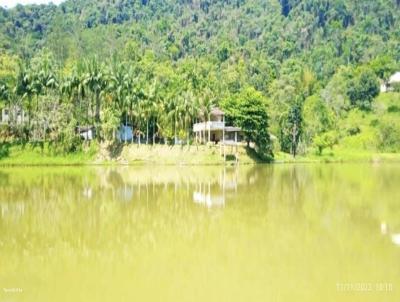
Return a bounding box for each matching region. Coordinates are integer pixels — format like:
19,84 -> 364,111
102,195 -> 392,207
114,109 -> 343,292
78,126 -> 95,141
192,107 -> 243,145
0,107 -> 27,125
381,71 -> 400,93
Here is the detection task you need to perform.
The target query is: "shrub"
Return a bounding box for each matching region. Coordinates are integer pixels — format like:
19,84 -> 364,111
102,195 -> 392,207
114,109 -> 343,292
313,131 -> 338,155
0,124 -> 10,141
377,117 -> 400,152
101,107 -> 121,142
387,105 -> 400,113
347,67 -> 379,110
341,128 -> 378,151
392,83 -> 400,93
347,126 -> 361,136
369,119 -> 379,127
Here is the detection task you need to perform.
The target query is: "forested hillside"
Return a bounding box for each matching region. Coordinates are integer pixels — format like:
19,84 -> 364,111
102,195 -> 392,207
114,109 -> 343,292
0,0 -> 399,158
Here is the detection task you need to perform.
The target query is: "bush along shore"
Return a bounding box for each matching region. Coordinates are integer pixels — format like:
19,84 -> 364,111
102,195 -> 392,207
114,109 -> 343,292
0,141 -> 268,166
1,141 -> 400,166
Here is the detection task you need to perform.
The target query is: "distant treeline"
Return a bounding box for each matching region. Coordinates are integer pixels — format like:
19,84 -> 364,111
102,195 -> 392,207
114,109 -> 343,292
0,0 -> 399,156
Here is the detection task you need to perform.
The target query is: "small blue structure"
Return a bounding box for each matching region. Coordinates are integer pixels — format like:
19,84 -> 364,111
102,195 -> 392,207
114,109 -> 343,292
119,125 -> 133,142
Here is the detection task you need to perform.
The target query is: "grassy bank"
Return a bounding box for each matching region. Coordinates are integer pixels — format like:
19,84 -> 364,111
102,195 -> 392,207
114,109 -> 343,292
275,147 -> 400,163
0,142 -> 261,166
97,143 -> 261,165
0,143 -> 98,166
1,142 -> 400,166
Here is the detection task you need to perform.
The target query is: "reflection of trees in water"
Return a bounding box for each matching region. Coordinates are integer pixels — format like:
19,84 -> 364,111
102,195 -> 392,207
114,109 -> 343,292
0,171 -> 9,186
0,201 -> 25,223
1,165 -> 400,228
0,165 -> 335,219
95,166 -> 250,208
1,164 -> 400,257
106,170 -> 124,187
262,164 -> 400,230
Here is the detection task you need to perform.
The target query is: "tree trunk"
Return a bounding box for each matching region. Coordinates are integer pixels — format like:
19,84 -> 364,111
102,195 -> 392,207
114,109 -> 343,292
27,97 -> 31,141
292,124 -> 297,158
86,100 -> 90,141
95,93 -> 100,123
174,115 -> 177,145
153,118 -> 156,145
186,120 -> 190,146
125,113 -> 127,144
36,95 -> 39,142
208,114 -> 211,142
146,119 -> 149,144
138,119 -> 141,146
95,93 -> 101,141
130,112 -> 134,144
204,118 -> 206,144
41,93 -> 45,143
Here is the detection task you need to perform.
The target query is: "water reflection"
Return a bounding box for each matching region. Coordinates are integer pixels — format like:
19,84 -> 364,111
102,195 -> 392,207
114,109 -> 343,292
193,189 -> 224,208
82,186 -> 93,199
1,201 -> 25,220
0,164 -> 400,302
1,164 -> 400,222
392,234 -> 400,246
381,221 -> 400,247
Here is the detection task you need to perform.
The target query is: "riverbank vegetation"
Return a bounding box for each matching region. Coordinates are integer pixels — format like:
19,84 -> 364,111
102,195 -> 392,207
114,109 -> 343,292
0,141 -> 98,165
0,0 -> 399,163
2,141 -> 400,166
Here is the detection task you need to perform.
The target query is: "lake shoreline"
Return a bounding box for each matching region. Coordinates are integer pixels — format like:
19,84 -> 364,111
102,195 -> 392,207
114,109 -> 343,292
1,143 -> 400,166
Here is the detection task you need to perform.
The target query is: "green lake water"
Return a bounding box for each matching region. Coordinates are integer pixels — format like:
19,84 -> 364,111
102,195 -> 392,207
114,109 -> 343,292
0,164 -> 399,301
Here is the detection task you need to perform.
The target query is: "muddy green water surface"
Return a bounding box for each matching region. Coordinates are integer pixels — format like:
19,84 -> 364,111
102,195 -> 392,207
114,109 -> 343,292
0,164 -> 399,301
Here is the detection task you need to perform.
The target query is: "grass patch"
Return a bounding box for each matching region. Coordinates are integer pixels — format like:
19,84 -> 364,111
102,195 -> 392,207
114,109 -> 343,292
2,141 -> 400,166
0,142 -> 98,166
274,147 -> 400,163
117,144 -> 258,165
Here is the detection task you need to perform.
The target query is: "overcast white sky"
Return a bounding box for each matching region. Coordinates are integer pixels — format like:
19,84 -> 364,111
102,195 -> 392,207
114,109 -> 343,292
0,0 -> 64,8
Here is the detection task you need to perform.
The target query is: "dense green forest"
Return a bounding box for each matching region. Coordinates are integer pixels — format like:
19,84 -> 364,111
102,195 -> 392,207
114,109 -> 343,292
0,0 -> 399,158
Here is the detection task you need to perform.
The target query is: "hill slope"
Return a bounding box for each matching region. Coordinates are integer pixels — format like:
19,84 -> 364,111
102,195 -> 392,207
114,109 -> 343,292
0,0 -> 399,159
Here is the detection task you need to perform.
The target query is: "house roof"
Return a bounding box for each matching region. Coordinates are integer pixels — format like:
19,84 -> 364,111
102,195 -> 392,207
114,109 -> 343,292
77,125 -> 95,132
210,107 -> 225,116
389,72 -> 400,84
225,126 -> 241,132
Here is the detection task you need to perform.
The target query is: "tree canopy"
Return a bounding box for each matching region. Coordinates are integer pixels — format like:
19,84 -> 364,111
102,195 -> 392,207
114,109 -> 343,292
0,0 -> 399,158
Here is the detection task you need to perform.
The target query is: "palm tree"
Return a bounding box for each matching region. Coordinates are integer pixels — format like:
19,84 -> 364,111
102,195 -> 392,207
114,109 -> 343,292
166,96 -> 180,145
180,89 -> 199,146
83,57 -> 107,140
130,77 -> 146,145
108,63 -> 126,111
37,62 -> 58,142
72,64 -> 87,126
61,64 -> 86,138
0,83 -> 10,129
124,67 -> 141,144
108,63 -> 129,142
152,87 -> 167,145
200,88 -> 216,143
144,80 -> 159,145
14,64 -> 34,140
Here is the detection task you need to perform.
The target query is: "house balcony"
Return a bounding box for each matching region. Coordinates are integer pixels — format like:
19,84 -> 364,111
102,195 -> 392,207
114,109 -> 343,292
193,121 -> 225,132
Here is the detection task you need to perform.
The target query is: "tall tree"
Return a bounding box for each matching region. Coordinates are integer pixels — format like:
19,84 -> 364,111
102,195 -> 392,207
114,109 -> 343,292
223,87 -> 273,159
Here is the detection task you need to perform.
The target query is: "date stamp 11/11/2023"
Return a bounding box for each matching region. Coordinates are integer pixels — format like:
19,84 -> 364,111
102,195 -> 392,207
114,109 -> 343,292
337,282 -> 393,292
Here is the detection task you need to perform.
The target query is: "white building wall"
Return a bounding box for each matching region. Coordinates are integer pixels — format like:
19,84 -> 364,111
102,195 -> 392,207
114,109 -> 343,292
0,108 -> 27,125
